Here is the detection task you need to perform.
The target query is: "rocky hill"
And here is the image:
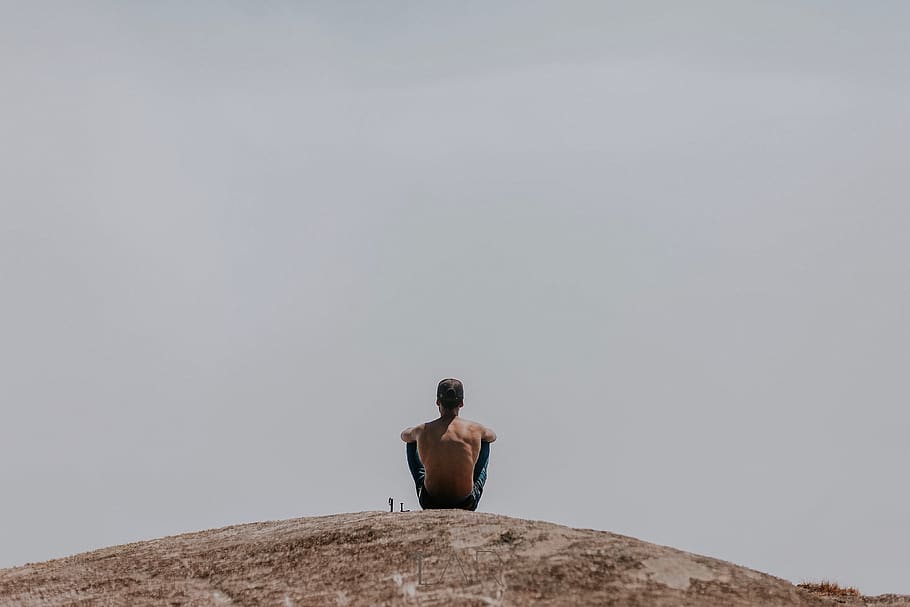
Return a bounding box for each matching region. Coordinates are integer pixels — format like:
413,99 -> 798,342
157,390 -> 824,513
0,511 -> 907,606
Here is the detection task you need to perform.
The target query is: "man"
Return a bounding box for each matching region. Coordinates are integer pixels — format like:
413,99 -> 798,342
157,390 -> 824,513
400,378 -> 497,511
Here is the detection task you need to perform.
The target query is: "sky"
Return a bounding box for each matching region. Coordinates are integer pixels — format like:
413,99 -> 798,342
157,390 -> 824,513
1,0 -> 909,596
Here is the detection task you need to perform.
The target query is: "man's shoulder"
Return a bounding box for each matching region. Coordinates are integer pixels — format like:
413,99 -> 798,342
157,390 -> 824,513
458,417 -> 486,428
456,418 -> 489,434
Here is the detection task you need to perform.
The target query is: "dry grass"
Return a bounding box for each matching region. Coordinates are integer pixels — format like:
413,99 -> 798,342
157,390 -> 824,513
797,580 -> 861,597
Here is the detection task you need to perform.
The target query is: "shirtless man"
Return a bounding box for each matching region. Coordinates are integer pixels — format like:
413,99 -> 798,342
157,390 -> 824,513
400,378 -> 497,511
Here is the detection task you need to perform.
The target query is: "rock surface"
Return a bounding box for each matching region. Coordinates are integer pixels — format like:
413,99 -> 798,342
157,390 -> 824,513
0,511 -> 907,606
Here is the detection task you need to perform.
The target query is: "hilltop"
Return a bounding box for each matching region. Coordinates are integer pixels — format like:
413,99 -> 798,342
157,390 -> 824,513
1,511 -> 907,606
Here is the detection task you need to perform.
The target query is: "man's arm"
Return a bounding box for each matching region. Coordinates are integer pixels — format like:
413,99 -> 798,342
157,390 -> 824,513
481,425 -> 497,443
400,423 -> 424,443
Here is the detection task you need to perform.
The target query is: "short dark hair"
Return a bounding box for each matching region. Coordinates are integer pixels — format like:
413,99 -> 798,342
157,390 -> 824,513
437,378 -> 464,408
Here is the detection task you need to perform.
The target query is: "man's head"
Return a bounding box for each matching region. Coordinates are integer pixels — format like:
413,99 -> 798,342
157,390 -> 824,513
436,378 -> 464,411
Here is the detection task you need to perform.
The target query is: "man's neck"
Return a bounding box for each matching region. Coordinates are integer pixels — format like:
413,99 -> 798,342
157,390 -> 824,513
438,409 -> 459,420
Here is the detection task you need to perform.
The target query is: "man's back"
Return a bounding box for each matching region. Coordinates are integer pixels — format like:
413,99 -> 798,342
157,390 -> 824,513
418,417 -> 485,501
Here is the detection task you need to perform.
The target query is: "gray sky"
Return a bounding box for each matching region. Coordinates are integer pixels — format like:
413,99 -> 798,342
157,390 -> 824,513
2,0 -> 908,595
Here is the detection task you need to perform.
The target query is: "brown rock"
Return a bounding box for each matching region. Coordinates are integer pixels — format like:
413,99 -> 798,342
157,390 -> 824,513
0,511 -> 903,606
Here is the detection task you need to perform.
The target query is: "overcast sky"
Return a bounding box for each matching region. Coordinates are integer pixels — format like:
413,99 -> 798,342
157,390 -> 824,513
1,1 -> 908,596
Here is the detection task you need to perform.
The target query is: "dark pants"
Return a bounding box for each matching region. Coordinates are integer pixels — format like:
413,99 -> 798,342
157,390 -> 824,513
406,441 -> 490,511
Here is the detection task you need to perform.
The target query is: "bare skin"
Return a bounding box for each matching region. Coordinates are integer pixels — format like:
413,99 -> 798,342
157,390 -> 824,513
400,400 -> 497,502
